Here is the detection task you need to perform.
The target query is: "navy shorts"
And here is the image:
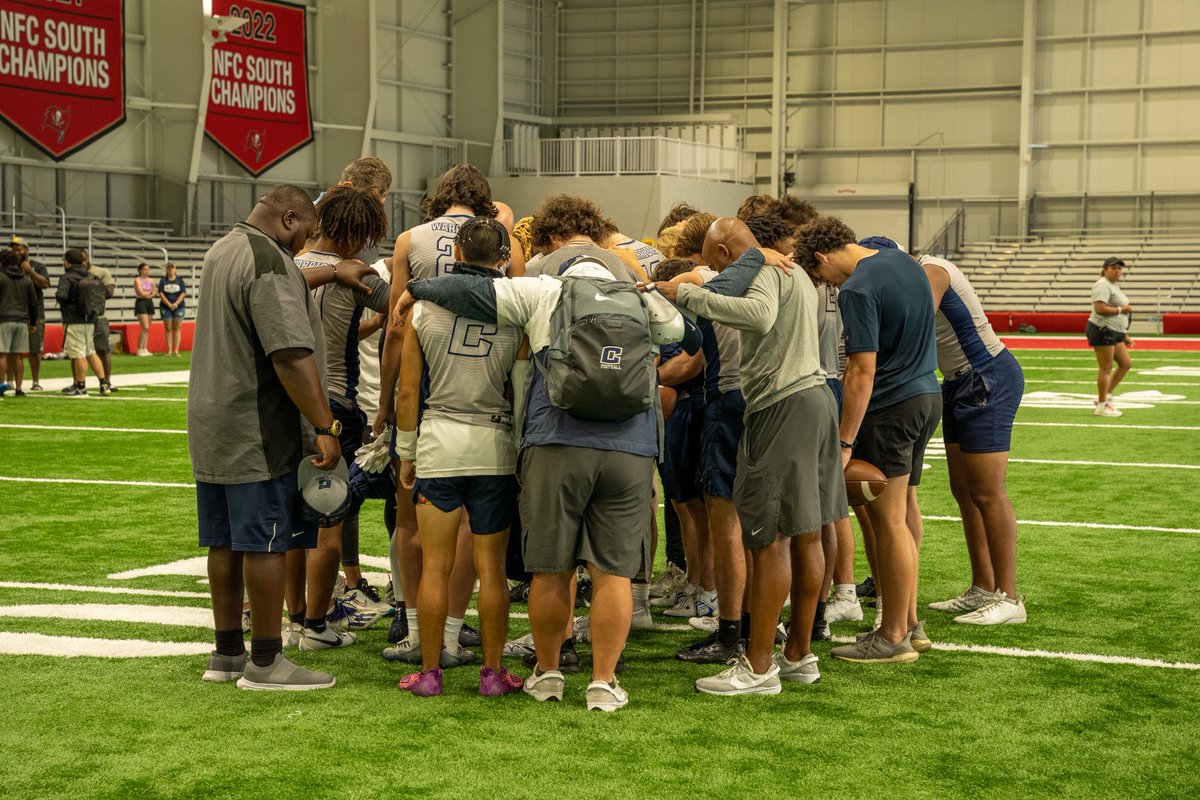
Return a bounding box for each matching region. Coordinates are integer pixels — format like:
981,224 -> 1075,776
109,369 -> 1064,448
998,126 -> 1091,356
197,472 -> 317,553
414,475 -> 518,534
827,377 -> 844,418
329,396 -> 367,461
661,394 -> 705,502
942,349 -> 1025,453
701,389 -> 745,499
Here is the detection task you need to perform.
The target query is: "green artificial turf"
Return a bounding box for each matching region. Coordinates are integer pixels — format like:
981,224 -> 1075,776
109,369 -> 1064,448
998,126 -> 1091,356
1,346 -> 1198,798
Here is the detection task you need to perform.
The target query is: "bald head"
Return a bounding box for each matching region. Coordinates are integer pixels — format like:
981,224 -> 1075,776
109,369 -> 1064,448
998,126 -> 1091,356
701,217 -> 758,272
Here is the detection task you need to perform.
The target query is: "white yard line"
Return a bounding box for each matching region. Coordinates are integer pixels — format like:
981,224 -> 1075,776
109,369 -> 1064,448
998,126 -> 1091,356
0,604 -> 213,627
0,581 -> 210,599
924,455 -> 1200,470
0,476 -> 196,488
0,632 -> 211,658
1024,379 -> 1200,387
31,395 -> 188,403
1015,421 -> 1200,431
0,423 -> 187,435
32,371 -> 190,392
924,515 -> 1200,535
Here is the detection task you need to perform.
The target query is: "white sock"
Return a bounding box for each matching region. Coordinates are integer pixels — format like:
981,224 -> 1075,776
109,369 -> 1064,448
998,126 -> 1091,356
444,616 -> 464,649
834,583 -> 856,597
631,582 -> 650,611
405,608 -> 420,642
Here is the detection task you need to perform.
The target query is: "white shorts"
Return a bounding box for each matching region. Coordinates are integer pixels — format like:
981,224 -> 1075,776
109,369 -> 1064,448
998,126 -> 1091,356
65,323 -> 96,359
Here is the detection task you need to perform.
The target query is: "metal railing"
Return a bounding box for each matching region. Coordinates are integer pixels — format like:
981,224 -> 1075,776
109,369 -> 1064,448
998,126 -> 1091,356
500,136 -> 753,183
10,192 -> 66,253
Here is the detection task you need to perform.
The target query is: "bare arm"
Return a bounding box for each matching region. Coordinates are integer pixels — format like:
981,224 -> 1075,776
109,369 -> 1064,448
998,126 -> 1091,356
303,259 -> 376,293
358,312 -> 385,340
270,347 -> 339,469
374,232 -> 412,434
839,351 -> 877,467
921,261 -> 951,309
658,349 -> 703,387
395,320 -> 425,489
23,262 -> 49,290
507,232 -> 526,277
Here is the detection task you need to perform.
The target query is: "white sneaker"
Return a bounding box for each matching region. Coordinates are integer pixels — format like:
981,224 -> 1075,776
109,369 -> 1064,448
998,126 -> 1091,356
689,616 -> 719,633
824,589 -> 864,622
954,591 -> 1027,625
573,615 -> 591,643
339,589 -> 388,630
523,668 -> 565,702
586,678 -> 629,711
928,585 -> 991,612
694,652 -> 781,696
649,562 -> 686,599
871,597 -> 883,632
299,625 -> 357,651
284,621 -> 302,648
650,579 -> 689,608
502,632 -> 536,658
1094,402 -> 1122,418
773,651 -> 820,684
665,586 -> 718,618
631,605 -> 655,630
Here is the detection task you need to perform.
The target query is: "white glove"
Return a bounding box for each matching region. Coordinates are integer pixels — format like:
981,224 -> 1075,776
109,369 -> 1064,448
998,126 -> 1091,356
354,425 -> 394,473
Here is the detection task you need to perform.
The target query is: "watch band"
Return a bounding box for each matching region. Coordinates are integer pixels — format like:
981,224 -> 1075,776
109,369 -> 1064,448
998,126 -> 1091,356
315,420 -> 343,437
840,440 -> 855,450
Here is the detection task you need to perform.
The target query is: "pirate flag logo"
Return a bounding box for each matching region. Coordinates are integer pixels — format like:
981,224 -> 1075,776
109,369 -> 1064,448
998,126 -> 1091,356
245,130 -> 265,164
42,106 -> 71,144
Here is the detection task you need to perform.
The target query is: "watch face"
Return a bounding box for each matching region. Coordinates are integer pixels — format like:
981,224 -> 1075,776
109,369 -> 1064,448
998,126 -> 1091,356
330,420 -> 343,436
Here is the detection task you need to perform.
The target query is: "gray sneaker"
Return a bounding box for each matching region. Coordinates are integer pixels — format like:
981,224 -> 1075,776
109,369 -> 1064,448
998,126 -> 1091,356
381,636 -> 423,663
773,651 -> 820,684
201,650 -> 248,682
440,642 -> 477,668
832,630 -> 920,664
236,653 -> 336,691
909,620 -> 932,653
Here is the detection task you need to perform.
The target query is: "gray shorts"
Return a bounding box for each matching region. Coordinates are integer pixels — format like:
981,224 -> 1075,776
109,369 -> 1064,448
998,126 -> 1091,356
519,444 -> 653,579
855,392 -> 941,486
93,317 -> 111,353
0,321 -> 29,353
735,383 -> 848,549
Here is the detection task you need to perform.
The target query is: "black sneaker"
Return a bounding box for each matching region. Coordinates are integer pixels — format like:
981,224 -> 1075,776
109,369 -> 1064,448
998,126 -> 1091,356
676,633 -> 740,664
459,623 -> 482,647
13,389 -> 24,397
810,619 -> 831,642
387,609 -> 408,644
107,384 -> 119,393
856,576 -> 877,598
355,578 -> 383,604
522,642 -> 581,675
508,580 -> 531,603
575,578 -> 592,608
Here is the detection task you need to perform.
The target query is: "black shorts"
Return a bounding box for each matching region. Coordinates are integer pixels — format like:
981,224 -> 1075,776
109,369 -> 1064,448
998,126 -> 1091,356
855,392 -> 941,486
661,394 -> 704,502
329,396 -> 367,461
197,472 -> 317,553
414,475 -> 518,534
1086,322 -> 1126,347
134,298 -> 155,316
701,390 -> 745,499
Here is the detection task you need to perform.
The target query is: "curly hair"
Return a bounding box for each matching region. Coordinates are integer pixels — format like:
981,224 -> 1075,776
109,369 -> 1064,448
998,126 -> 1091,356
0,248 -> 17,268
776,195 -> 819,227
743,214 -> 796,252
530,194 -> 612,250
511,216 -> 534,261
421,164 -> 496,220
792,216 -> 857,279
736,194 -> 780,221
652,257 -> 696,282
673,213 -> 717,258
657,202 -> 700,236
315,185 -> 389,255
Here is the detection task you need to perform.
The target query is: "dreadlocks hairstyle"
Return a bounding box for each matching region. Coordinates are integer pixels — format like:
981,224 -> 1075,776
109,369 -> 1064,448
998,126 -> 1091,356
530,194 -> 612,251
652,257 -> 697,283
737,194 -> 781,221
456,216 -> 511,265
776,195 -> 819,228
792,215 -> 858,282
743,213 -> 797,252
421,164 -> 497,220
511,216 -> 534,261
339,157 -> 393,196
657,202 -> 700,236
674,212 -> 718,258
315,185 -> 389,256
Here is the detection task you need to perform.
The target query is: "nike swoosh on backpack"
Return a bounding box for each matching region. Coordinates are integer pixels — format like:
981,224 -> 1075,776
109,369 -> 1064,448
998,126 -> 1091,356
593,292 -> 612,302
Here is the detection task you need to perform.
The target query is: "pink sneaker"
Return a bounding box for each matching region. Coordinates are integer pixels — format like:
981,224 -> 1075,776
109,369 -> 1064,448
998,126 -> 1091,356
479,665 -> 523,696
398,668 -> 443,696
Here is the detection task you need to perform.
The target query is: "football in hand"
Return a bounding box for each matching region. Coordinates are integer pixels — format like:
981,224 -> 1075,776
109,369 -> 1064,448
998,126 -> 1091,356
845,459 -> 887,506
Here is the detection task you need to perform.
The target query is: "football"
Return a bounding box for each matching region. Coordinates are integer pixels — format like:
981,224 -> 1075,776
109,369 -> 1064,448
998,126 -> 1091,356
845,459 -> 887,505
660,385 -> 678,421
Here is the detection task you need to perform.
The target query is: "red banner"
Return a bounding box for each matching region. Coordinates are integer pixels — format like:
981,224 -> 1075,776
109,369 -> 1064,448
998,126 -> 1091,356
205,0 -> 312,177
0,0 -> 126,160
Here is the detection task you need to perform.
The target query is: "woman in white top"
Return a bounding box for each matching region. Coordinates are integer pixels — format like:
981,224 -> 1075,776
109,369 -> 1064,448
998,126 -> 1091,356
1086,258 -> 1133,418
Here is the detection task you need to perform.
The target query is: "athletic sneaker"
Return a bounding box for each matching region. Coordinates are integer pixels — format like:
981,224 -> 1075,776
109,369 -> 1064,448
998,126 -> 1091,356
299,625 -> 357,651
381,636 -> 422,663
441,642 -> 477,668
928,585 -> 991,613
63,385 -> 87,397
479,665 -> 524,697
98,383 -> 111,396
573,615 -> 591,643
502,632 -> 536,658
665,586 -> 718,619
523,668 -> 565,702
649,563 -> 687,599
909,620 -> 932,653
575,577 -> 592,608
12,389 -> 24,397
240,608 -> 251,633
586,678 -> 629,712
459,623 -> 482,647
236,653 -> 336,691
340,589 -> 388,630
773,651 -> 820,684
831,630 -> 920,664
631,604 -> 654,630
824,589 -> 864,622
384,582 -> 397,608
284,622 -> 303,648
201,650 -> 248,682
856,576 -> 876,598
810,619 -> 831,642
387,609 -> 409,644
509,580 -> 531,603
676,632 -> 739,664
522,642 -> 581,675
694,652 -> 781,696
954,591 -> 1027,625
776,622 -> 789,644
689,616 -> 719,633
1094,401 -> 1122,418
0,382 -> 8,396
398,668 -> 443,697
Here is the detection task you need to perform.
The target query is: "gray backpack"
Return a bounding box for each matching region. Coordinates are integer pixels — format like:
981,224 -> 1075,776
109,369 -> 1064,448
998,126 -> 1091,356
538,275 -> 656,422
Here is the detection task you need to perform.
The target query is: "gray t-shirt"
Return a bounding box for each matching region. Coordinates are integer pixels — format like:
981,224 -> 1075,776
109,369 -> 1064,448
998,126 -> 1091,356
294,249 -> 389,405
188,222 -> 328,484
409,213 -> 474,280
523,243 -> 641,282
1089,277 -> 1128,332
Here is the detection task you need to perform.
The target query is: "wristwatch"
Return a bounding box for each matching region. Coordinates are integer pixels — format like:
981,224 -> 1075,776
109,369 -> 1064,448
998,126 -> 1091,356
314,420 -> 343,437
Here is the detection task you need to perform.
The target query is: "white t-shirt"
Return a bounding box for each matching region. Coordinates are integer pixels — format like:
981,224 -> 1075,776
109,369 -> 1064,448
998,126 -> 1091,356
355,258 -> 391,420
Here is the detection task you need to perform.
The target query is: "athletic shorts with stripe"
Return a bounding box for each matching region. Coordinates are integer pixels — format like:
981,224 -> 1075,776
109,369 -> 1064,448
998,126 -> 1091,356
197,472 -> 317,553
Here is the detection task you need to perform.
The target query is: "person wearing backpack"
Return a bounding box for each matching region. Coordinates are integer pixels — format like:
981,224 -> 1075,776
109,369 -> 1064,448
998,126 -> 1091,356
395,254 -> 701,711
54,249 -> 107,396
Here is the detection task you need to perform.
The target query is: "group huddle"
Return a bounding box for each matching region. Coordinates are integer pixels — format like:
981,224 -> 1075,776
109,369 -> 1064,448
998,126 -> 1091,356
189,159 -> 1026,711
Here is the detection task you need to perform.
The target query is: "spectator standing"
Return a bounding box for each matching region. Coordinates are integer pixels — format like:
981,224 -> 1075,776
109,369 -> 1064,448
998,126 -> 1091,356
0,248 -> 37,396
82,252 -> 117,392
132,263 -> 156,355
159,262 -> 187,357
53,249 -> 107,396
10,237 -> 49,390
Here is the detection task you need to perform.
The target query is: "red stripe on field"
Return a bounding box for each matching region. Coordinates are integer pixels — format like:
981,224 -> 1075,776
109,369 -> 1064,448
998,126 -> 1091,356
1002,336 -> 1200,351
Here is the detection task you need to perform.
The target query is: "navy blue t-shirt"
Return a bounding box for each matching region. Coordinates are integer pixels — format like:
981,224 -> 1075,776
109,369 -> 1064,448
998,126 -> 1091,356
838,248 -> 939,412
159,275 -> 186,306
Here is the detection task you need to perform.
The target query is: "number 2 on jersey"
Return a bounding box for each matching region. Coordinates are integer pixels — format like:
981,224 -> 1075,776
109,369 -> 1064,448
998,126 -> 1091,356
435,235 -> 455,277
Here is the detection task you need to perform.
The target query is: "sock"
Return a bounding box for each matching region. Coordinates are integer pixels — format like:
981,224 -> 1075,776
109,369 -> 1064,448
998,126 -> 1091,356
834,583 -> 856,597
406,608 -> 420,641
288,611 -> 304,625
303,616 -> 326,633
444,616 -> 464,649
813,600 -> 826,629
717,617 -> 741,648
562,636 -> 575,652
631,582 -> 649,610
250,636 -> 282,668
741,612 -> 752,639
214,628 -> 245,657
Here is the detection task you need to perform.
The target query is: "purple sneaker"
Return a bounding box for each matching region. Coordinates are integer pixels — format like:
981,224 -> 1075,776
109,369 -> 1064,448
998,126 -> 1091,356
479,665 -> 524,697
398,668 -> 443,696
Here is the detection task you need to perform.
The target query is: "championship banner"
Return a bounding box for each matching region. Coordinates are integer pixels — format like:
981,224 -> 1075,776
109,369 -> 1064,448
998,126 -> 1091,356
0,0 -> 126,160
205,0 -> 312,177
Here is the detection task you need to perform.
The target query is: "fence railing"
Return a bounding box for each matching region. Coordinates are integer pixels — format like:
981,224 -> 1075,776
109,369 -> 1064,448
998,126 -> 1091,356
500,136 -> 753,184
